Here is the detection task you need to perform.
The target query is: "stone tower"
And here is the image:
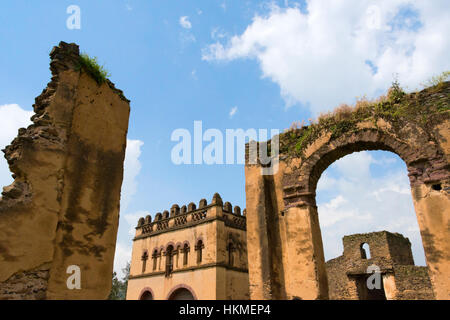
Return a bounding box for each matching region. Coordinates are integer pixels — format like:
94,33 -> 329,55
126,193 -> 249,300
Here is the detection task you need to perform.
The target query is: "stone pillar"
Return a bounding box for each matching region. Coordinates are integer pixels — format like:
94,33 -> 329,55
245,165 -> 274,299
382,274 -> 398,300
412,183 -> 450,300
282,203 -> 328,299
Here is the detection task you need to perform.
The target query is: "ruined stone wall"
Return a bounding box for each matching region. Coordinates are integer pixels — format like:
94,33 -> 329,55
0,42 -> 130,299
325,231 -> 434,300
245,82 -> 449,300
392,266 -> 435,300
342,231 -> 414,266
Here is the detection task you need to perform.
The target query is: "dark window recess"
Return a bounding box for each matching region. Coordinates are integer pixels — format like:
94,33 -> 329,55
165,246 -> 174,277
432,184 -> 442,191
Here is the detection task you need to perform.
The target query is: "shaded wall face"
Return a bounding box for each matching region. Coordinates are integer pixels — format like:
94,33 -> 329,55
0,42 -> 130,300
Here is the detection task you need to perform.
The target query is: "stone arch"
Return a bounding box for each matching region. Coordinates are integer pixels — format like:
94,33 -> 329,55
139,287 -> 155,300
360,243 -> 371,259
166,284 -> 197,300
282,130 -> 448,299
164,241 -> 176,253
283,129 -> 444,208
175,242 -> 183,250
245,94 -> 450,300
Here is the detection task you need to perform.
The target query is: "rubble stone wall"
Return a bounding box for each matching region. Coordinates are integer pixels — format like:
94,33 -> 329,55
0,42 -> 130,299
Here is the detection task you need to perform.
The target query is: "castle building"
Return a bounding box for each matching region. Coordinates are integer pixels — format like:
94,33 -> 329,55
126,198 -> 434,300
126,193 -> 250,300
325,231 -> 435,300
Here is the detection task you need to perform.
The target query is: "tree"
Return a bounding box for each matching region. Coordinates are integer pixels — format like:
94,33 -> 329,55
108,262 -> 130,300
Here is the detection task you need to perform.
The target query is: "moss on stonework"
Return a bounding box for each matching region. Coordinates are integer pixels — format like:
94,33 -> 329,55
279,81 -> 450,158
76,53 -> 110,84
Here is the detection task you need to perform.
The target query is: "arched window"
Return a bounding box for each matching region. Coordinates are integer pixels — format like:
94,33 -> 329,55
141,251 -> 148,273
167,287 -> 196,300
152,249 -> 158,271
195,240 -> 204,264
165,245 -> 174,277
361,243 -> 371,259
183,243 -> 189,266
140,290 -> 153,300
228,242 -> 235,267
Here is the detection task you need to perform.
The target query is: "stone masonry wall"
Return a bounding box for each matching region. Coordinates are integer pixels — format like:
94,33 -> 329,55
245,81 -> 449,299
326,231 -> 434,300
0,42 -> 130,299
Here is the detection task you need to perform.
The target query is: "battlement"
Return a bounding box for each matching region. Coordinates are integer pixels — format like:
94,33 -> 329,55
135,193 -> 246,239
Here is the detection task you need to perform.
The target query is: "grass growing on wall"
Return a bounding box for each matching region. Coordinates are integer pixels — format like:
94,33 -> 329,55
77,53 -> 111,84
279,77 -> 450,158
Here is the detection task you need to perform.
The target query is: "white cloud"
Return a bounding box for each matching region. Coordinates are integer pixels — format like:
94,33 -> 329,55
114,139 -> 145,276
123,210 -> 150,236
0,104 -> 33,189
211,27 -> 228,41
179,16 -> 192,29
113,242 -> 132,279
229,106 -> 238,118
202,1 -> 450,114
180,31 -> 196,47
317,151 -> 426,265
191,69 -> 198,80
121,139 -> 144,212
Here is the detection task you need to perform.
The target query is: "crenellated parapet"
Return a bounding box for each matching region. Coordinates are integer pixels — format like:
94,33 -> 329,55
135,193 -> 246,239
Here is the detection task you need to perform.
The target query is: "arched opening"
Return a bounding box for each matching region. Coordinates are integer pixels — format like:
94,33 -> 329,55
152,249 -> 158,271
315,150 -> 428,300
141,251 -> 149,273
140,290 -> 153,300
195,239 -> 204,264
360,243 -> 370,259
165,245 -> 174,277
167,287 -> 196,300
183,243 -> 189,266
245,113 -> 449,300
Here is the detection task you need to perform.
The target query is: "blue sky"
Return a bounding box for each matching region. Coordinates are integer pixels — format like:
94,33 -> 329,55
1,0 -> 449,277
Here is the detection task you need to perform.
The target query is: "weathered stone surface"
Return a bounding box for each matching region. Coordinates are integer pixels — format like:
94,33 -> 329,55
0,41 -> 130,299
325,231 -> 434,300
245,82 -> 449,300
